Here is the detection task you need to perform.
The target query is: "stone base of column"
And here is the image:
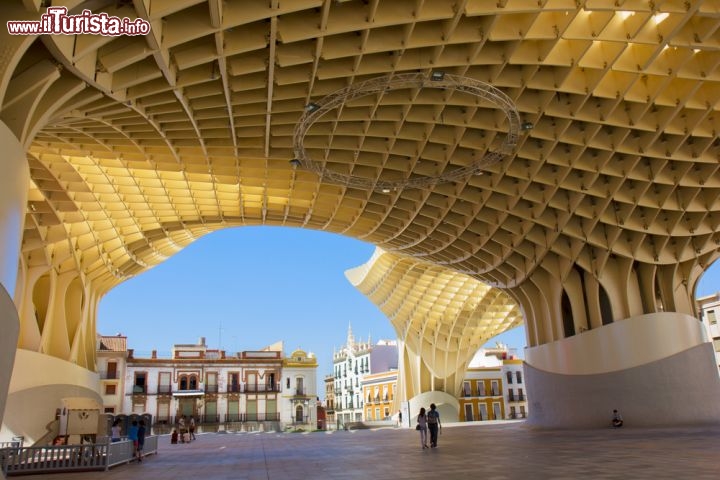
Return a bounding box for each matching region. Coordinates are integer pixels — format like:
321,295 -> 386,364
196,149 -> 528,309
1,350 -> 101,443
525,313 -> 720,428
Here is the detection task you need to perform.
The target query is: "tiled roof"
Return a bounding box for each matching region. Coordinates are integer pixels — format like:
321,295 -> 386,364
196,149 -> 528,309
98,336 -> 127,352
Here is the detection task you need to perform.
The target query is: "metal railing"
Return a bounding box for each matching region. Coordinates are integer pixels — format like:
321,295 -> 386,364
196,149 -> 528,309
244,383 -> 280,393
290,416 -> 309,425
205,385 -> 219,393
200,414 -> 219,424
0,437 -> 23,450
223,413 -> 280,422
225,413 -> 243,423
220,383 -> 282,393
155,414 -> 284,425
157,385 -> 172,394
245,412 -> 280,422
1,437 -> 158,476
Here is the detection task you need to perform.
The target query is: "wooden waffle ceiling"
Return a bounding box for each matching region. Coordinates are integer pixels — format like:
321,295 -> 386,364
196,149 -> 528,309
6,0 -> 720,300
346,248 -> 523,377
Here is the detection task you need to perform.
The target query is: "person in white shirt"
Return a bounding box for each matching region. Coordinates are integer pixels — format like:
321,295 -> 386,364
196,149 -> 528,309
612,409 -> 623,428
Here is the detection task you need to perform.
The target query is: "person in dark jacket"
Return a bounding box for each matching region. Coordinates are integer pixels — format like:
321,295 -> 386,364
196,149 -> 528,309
427,403 -> 442,447
136,420 -> 146,461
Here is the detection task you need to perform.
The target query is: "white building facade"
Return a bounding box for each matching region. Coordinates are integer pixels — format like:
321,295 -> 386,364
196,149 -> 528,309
460,344 -> 529,421
281,349 -> 318,428
500,359 -> 528,420
97,335 -> 129,415
113,338 -> 317,430
332,325 -> 398,425
698,292 -> 720,371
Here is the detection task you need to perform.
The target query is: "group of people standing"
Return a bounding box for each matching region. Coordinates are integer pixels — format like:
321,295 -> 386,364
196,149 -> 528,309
171,416 -> 196,444
416,403 -> 442,450
110,418 -> 146,461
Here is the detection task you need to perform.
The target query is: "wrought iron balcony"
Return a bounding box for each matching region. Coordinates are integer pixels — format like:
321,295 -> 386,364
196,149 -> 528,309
245,383 -> 280,393
290,415 -> 309,425
200,414 -> 219,424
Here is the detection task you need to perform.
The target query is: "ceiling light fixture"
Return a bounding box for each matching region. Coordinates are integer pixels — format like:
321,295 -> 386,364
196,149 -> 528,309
293,72 -> 520,192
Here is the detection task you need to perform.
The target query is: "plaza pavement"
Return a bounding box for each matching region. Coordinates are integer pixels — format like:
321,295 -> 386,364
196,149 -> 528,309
18,421 -> 720,479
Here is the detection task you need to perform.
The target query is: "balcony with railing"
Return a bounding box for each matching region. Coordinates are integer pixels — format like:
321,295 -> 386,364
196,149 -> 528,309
153,413 -> 287,425
132,385 -> 147,395
245,383 -> 280,393
244,412 -> 280,422
205,384 -> 219,394
290,415 -> 308,425
157,385 -> 172,395
226,384 -> 242,393
200,414 -> 220,424
99,371 -> 119,380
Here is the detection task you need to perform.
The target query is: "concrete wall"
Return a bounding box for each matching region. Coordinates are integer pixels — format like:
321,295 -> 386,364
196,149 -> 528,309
525,313 -> 720,428
0,119 -> 28,441
0,286 -> 19,436
1,349 -> 101,444
0,120 -> 27,298
525,312 -> 709,375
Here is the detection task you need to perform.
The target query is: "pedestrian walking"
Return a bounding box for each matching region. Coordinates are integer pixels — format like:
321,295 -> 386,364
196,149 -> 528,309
427,403 -> 442,448
416,407 -> 428,449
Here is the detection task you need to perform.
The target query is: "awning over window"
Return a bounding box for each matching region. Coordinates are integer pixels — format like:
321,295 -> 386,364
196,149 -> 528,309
172,390 -> 204,397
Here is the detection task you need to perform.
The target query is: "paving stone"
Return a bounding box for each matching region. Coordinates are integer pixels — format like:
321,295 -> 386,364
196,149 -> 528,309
18,422 -> 720,479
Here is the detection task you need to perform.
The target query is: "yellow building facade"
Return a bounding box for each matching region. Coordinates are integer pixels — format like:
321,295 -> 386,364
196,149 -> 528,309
362,370 -> 397,422
459,369 -> 505,422
458,350 -> 528,422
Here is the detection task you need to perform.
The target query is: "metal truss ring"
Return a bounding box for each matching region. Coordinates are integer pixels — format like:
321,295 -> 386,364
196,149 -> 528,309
292,72 -> 521,192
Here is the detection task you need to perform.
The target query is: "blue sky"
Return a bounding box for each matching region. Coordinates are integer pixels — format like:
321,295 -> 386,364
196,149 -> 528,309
99,226 -> 720,381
